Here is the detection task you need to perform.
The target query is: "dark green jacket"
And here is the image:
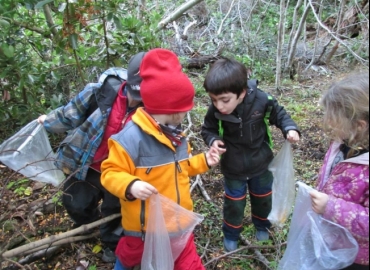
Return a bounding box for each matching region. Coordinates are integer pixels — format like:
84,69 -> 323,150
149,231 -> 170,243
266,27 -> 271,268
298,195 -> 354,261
201,87 -> 300,180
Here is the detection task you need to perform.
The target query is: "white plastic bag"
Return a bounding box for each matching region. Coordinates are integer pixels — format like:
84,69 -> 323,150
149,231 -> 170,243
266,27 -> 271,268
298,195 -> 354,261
278,182 -> 359,270
141,194 -> 204,270
267,141 -> 296,227
0,120 -> 65,186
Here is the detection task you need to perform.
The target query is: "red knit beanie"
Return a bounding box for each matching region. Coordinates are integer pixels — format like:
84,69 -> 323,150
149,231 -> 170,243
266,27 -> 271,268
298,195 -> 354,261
140,48 -> 195,114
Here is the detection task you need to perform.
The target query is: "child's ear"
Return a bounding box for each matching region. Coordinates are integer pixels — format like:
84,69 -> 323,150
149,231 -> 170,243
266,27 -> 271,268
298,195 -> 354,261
357,120 -> 368,131
240,89 -> 247,99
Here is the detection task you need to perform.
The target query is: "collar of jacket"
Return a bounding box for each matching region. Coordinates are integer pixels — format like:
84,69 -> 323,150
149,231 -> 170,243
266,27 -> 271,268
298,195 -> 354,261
132,107 -> 183,152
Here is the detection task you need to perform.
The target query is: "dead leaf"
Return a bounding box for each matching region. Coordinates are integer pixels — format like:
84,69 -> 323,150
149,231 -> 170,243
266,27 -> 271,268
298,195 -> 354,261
76,259 -> 89,270
54,262 -> 61,269
33,181 -> 47,191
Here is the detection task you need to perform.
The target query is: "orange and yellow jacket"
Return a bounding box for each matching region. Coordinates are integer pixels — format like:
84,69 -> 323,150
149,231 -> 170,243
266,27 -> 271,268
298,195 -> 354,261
101,108 -> 210,238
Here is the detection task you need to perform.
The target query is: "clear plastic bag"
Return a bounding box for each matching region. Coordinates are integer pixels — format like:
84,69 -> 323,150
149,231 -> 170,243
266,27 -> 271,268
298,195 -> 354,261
0,120 -> 65,186
141,194 -> 204,270
278,182 -> 359,270
267,140 -> 296,227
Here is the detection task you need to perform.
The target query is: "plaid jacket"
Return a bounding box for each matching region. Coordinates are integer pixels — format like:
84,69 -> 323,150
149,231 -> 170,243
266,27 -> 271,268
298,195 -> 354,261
44,68 -> 127,180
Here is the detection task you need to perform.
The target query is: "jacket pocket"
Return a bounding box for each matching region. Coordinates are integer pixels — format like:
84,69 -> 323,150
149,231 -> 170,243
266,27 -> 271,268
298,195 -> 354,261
56,134 -> 85,173
246,118 -> 265,146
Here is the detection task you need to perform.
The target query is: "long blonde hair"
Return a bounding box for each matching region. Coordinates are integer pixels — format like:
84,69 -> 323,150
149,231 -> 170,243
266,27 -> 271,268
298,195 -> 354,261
321,73 -> 369,158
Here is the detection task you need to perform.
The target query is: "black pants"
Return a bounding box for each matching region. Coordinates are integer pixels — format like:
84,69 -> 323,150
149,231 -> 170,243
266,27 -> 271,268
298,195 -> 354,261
342,264 -> 369,270
62,168 -> 121,250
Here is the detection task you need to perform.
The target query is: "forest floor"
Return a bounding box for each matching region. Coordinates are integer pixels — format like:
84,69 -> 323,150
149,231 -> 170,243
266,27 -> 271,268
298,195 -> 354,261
0,62 -> 367,270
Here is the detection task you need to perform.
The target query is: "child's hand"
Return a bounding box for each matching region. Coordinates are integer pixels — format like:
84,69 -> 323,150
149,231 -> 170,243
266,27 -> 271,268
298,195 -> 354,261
38,115 -> 47,124
287,130 -> 300,143
310,190 -> 329,214
211,140 -> 227,155
130,181 -> 158,201
206,147 -> 221,167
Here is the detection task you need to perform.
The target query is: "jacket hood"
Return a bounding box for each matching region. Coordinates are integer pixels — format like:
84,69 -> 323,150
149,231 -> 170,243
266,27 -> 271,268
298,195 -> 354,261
344,152 -> 369,166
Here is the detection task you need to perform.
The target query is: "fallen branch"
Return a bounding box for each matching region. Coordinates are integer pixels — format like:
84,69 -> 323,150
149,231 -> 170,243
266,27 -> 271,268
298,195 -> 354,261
21,231 -> 100,256
18,246 -> 62,266
3,258 -> 31,269
191,175 -> 212,201
183,112 -> 193,135
239,235 -> 272,270
2,213 -> 121,259
190,175 -> 200,193
204,244 -> 278,266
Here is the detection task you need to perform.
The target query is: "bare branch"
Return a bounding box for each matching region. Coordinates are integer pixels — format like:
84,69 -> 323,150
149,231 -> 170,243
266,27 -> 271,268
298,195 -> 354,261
217,0 -> 236,36
308,0 -> 368,65
157,0 -> 204,31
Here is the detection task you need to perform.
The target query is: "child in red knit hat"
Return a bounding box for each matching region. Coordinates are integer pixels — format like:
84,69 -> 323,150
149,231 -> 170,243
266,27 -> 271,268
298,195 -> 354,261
101,48 -> 220,270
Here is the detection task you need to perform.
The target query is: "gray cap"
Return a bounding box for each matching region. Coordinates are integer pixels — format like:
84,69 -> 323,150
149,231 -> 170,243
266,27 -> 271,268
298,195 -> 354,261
126,52 -> 146,101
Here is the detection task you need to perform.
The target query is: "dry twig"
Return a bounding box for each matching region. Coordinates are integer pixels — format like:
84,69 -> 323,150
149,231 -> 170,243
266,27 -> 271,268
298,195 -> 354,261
2,213 -> 121,259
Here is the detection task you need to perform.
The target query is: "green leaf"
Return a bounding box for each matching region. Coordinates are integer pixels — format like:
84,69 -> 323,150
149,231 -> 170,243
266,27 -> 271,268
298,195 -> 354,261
107,12 -> 114,21
126,39 -> 134,46
136,35 -> 145,47
24,187 -> 33,196
92,245 -> 102,254
58,3 -> 67,12
68,34 -> 78,49
6,181 -> 15,189
113,16 -> 122,30
35,0 -> 54,9
2,44 -> 15,58
107,48 -> 116,54
28,74 -> 35,83
0,19 -> 10,28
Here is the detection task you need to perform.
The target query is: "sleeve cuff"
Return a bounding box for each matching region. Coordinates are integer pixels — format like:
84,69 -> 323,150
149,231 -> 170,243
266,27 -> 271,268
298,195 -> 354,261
125,179 -> 140,201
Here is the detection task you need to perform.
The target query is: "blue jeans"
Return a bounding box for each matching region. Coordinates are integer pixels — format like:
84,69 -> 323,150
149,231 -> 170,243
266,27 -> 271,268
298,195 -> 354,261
114,258 -> 131,270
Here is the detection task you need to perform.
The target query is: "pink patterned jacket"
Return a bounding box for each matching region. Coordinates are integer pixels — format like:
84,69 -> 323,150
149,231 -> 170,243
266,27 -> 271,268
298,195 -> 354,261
317,141 -> 369,265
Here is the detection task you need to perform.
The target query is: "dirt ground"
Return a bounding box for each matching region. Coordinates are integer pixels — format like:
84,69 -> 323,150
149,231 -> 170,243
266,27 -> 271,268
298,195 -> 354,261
0,63 -> 367,269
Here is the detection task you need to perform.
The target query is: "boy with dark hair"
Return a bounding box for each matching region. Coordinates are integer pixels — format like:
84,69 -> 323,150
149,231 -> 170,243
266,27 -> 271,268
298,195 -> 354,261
101,48 -> 220,270
38,52 -> 146,262
201,57 -> 301,252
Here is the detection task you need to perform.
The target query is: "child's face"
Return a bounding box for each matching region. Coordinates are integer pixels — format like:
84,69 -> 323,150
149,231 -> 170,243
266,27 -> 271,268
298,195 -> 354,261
209,90 -> 246,115
167,112 -> 187,127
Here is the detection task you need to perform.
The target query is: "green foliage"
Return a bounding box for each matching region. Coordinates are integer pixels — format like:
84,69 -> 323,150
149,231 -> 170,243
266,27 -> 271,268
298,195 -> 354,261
6,178 -> 31,196
52,191 -> 63,207
0,0 -> 162,136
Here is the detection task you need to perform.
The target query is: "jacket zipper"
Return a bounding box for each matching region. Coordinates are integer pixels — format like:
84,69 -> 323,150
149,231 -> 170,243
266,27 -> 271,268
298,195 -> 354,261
122,111 -> 130,128
239,116 -> 243,137
140,200 -> 146,241
79,129 -> 104,178
174,153 -> 181,205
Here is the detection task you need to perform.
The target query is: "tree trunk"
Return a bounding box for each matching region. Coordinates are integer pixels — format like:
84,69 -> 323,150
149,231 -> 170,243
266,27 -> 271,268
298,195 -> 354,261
287,0 -> 304,53
286,5 -> 310,71
306,0 -> 324,70
275,0 -> 287,90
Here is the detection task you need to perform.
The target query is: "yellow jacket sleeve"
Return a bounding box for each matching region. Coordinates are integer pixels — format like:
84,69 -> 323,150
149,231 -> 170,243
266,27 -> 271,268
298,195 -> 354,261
101,138 -> 139,200
187,153 -> 210,177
